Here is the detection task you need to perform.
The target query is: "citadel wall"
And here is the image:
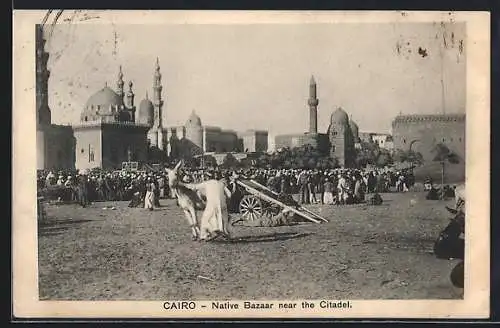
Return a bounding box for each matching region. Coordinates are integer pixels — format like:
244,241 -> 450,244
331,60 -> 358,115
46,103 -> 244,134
391,114 -> 465,162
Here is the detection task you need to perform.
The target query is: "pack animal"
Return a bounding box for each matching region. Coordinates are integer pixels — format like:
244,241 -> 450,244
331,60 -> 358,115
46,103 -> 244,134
165,161 -> 206,240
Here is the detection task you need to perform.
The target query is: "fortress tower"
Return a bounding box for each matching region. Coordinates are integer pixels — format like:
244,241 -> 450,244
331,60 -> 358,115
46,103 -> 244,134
308,75 -> 319,134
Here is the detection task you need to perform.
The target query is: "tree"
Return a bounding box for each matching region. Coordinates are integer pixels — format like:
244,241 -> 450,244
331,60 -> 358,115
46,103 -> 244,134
221,153 -> 240,169
355,141 -> 382,168
376,150 -> 393,167
393,149 -> 423,168
147,145 -> 168,163
202,155 -> 218,168
432,143 -> 461,198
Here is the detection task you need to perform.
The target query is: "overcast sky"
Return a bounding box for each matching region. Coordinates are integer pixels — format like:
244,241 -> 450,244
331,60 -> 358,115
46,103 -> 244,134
45,18 -> 466,135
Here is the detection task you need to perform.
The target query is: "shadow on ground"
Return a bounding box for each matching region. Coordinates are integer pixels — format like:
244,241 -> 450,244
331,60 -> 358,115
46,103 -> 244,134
216,232 -> 312,244
38,218 -> 95,236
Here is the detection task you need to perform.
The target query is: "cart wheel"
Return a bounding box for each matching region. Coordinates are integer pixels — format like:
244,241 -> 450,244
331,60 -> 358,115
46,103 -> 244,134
239,195 -> 263,221
262,202 -> 281,217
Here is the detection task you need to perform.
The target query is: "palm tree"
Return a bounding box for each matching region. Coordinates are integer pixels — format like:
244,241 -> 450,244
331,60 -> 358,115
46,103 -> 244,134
432,143 -> 461,198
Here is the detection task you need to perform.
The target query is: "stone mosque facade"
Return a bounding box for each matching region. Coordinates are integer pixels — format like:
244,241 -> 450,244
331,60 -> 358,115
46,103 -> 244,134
274,76 -> 358,167
69,57 -> 173,170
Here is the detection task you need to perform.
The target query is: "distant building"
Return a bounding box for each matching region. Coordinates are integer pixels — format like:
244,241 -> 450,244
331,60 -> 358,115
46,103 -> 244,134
274,76 -> 357,167
238,130 -> 269,153
358,132 -> 394,151
267,135 -> 276,153
166,111 -> 268,157
327,107 -> 356,167
371,133 -> 393,150
359,132 -> 374,143
391,113 -> 465,162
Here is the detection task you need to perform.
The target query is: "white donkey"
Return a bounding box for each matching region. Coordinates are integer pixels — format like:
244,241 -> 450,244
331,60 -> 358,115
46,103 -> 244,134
166,161 -> 232,241
165,161 -> 205,240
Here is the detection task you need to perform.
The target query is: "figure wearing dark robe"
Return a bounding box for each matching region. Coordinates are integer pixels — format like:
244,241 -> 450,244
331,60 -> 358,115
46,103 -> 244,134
77,175 -> 90,208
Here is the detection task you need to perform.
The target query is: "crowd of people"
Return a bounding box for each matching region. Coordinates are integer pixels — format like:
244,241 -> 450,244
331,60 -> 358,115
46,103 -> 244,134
38,166 -> 416,209
38,169 -> 168,208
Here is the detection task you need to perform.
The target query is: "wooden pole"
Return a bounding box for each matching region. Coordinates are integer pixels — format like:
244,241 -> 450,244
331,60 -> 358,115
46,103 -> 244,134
236,180 -> 322,224
441,161 -> 445,199
249,179 -> 329,222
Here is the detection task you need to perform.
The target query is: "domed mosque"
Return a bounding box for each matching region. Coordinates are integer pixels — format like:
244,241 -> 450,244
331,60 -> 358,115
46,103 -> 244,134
274,76 -> 358,167
138,92 -> 154,127
327,107 -> 356,167
72,60 -> 168,170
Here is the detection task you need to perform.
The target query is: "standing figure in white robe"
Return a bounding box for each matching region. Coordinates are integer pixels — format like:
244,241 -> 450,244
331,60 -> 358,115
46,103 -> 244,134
144,178 -> 156,211
337,175 -> 349,205
181,179 -> 232,241
454,183 -> 465,214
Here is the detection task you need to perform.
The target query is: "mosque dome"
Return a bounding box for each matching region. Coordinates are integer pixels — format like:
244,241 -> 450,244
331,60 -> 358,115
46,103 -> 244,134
349,119 -> 359,139
138,93 -> 154,126
331,107 -> 349,126
186,110 -> 202,127
84,85 -> 123,112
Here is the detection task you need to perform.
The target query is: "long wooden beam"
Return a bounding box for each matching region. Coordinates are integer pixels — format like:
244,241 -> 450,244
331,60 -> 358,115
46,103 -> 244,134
248,179 -> 328,222
236,180 -> 321,224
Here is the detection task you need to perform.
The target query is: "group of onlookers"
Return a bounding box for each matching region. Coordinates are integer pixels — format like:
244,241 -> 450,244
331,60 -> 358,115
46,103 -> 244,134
38,169 -> 170,209
37,166 -> 415,209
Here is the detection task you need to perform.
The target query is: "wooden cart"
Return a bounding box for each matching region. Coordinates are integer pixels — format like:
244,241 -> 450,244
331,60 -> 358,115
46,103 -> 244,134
234,179 -> 328,224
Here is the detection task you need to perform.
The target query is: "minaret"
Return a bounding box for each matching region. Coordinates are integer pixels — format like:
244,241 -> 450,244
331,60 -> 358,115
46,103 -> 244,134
36,25 -> 52,128
126,81 -> 135,121
153,57 -> 164,128
126,81 -> 134,107
308,75 -> 319,134
116,65 -> 124,100
152,57 -> 165,149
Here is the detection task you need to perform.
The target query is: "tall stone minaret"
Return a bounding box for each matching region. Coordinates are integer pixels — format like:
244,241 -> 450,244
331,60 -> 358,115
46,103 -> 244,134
126,81 -> 135,121
116,65 -> 125,101
126,81 -> 135,108
36,25 -> 51,129
308,75 -> 319,134
152,57 -> 165,149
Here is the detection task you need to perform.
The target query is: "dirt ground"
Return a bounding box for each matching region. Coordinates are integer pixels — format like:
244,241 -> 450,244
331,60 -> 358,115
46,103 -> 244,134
38,191 -> 463,300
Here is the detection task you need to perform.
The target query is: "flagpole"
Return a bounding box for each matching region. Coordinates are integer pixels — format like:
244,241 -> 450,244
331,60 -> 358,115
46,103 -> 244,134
440,26 -> 446,115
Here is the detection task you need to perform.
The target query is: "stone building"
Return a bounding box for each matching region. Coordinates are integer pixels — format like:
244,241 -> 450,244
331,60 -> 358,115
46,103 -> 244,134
167,111 -> 242,157
327,107 -> 356,167
359,132 -> 374,143
73,67 -> 150,170
391,113 -> 466,162
238,130 -> 269,153
166,111 -> 269,157
371,133 -> 394,151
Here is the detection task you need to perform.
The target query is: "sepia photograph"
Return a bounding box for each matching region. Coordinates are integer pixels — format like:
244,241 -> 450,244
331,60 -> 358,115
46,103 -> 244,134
13,10 -> 490,318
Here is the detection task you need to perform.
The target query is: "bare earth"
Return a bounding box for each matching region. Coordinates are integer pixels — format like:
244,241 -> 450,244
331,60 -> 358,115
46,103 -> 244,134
38,192 -> 463,300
